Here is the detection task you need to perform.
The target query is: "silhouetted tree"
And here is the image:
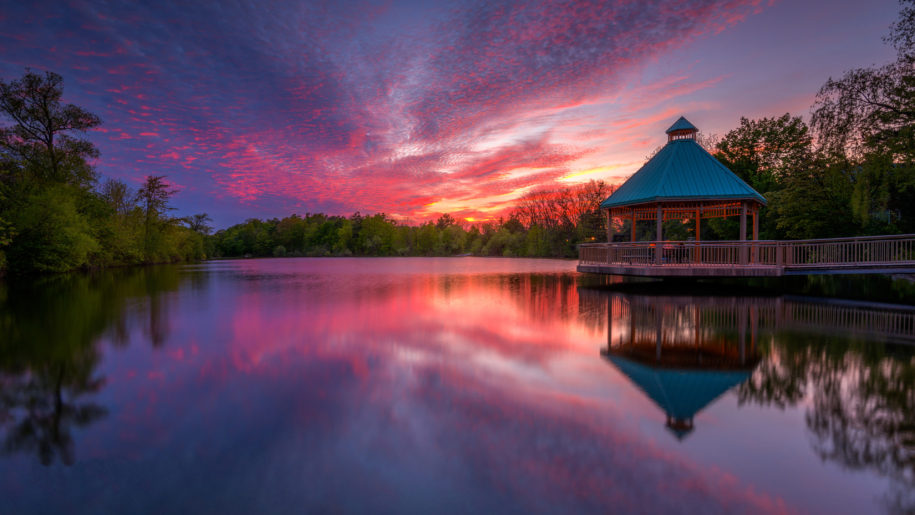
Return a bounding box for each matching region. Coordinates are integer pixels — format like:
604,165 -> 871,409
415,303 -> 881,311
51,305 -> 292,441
0,69 -> 100,186
185,213 -> 213,235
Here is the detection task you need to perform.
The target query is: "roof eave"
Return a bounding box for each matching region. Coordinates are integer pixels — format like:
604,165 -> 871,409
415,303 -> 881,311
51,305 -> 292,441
600,194 -> 768,209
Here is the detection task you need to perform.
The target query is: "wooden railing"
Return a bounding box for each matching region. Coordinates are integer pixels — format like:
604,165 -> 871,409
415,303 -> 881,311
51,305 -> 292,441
579,234 -> 915,271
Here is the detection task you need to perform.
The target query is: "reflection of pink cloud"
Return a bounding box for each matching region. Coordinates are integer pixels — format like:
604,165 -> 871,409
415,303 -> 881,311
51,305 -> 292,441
71,259 -> 792,512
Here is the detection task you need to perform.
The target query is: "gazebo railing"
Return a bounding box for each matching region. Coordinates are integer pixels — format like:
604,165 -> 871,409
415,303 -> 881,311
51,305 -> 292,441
579,234 -> 915,269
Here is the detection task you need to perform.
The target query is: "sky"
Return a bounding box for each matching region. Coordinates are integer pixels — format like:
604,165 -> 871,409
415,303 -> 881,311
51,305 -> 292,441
0,0 -> 903,227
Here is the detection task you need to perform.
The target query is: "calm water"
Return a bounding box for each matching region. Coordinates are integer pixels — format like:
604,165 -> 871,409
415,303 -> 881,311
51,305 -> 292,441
1,258 -> 914,514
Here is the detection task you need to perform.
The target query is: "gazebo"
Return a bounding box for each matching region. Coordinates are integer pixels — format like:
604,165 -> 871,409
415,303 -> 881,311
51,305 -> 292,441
601,117 -> 766,248
579,121 -> 915,276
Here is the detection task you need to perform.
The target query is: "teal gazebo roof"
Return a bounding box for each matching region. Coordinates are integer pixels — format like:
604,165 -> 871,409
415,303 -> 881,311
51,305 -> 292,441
604,354 -> 752,439
601,117 -> 766,209
665,116 -> 698,134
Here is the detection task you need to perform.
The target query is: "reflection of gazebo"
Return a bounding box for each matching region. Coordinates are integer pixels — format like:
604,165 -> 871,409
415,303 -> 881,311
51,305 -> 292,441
601,117 -> 766,249
603,354 -> 753,439
599,293 -> 761,440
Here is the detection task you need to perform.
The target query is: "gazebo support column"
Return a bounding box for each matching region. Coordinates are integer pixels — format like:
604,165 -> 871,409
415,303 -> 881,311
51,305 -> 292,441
752,208 -> 759,263
695,207 -> 701,264
655,204 -> 663,265
740,202 -> 748,265
630,209 -> 636,242
740,202 -> 747,240
753,209 -> 759,240
606,210 -> 613,243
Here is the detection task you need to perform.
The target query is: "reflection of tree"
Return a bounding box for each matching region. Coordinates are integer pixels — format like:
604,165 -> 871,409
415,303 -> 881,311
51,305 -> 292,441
739,336 -> 915,513
0,266 -> 186,465
1,360 -> 107,465
737,351 -> 808,409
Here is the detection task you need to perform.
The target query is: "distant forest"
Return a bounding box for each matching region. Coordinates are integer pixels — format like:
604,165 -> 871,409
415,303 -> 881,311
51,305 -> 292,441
1,2 -> 914,273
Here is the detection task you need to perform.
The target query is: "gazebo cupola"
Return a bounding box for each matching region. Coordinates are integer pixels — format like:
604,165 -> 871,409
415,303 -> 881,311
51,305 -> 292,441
601,116 -> 767,246
666,116 -> 699,142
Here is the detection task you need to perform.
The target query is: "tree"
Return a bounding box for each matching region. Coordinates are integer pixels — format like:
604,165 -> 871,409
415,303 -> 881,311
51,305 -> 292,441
100,178 -> 135,216
5,186 -> 98,272
0,70 -> 101,187
435,213 -> 456,230
136,176 -> 174,222
715,114 -> 813,189
185,213 -> 213,235
804,1 -> 915,236
135,175 -> 176,258
770,159 -> 856,239
812,1 -> 915,161
887,0 -> 915,59
0,70 -> 203,273
812,62 -> 915,161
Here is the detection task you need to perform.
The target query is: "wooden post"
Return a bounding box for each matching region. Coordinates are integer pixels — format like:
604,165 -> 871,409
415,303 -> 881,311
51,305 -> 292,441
740,202 -> 747,265
630,209 -> 636,242
740,202 -> 747,241
695,206 -> 701,264
606,210 -> 613,243
751,207 -> 759,264
752,208 -> 759,240
655,204 -> 663,265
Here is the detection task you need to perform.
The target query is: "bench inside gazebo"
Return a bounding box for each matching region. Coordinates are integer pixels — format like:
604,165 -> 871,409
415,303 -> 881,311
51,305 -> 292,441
578,117 -> 915,277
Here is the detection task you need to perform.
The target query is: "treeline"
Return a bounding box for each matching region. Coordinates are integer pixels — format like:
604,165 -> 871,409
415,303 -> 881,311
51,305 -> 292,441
0,71 -> 208,274
211,180 -> 611,259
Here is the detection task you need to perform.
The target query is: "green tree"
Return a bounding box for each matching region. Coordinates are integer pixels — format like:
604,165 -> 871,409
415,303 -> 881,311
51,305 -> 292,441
135,175 -> 175,258
770,158 -> 856,239
711,114 -> 815,240
185,213 -> 213,235
0,70 -> 100,187
99,178 -> 134,216
435,213 -> 457,230
5,186 -> 98,272
715,114 -> 813,192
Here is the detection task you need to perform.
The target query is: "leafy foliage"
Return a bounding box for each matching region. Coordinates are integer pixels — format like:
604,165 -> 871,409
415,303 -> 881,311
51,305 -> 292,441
0,70 -> 204,275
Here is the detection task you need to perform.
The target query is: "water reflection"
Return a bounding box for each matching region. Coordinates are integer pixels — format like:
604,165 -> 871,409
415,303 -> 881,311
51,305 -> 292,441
581,286 -> 915,512
1,259 -> 914,513
737,312 -> 915,512
0,267 -> 186,465
592,293 -> 762,438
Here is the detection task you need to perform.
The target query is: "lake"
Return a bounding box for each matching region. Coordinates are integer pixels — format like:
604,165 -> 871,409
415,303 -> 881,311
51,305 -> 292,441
1,257 -> 914,514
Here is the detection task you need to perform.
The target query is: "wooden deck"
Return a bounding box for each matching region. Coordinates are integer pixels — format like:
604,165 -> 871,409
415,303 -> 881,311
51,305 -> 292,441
578,234 -> 915,277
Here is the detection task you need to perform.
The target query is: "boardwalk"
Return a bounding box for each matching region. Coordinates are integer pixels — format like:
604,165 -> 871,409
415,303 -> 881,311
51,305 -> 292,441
578,234 -> 915,277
